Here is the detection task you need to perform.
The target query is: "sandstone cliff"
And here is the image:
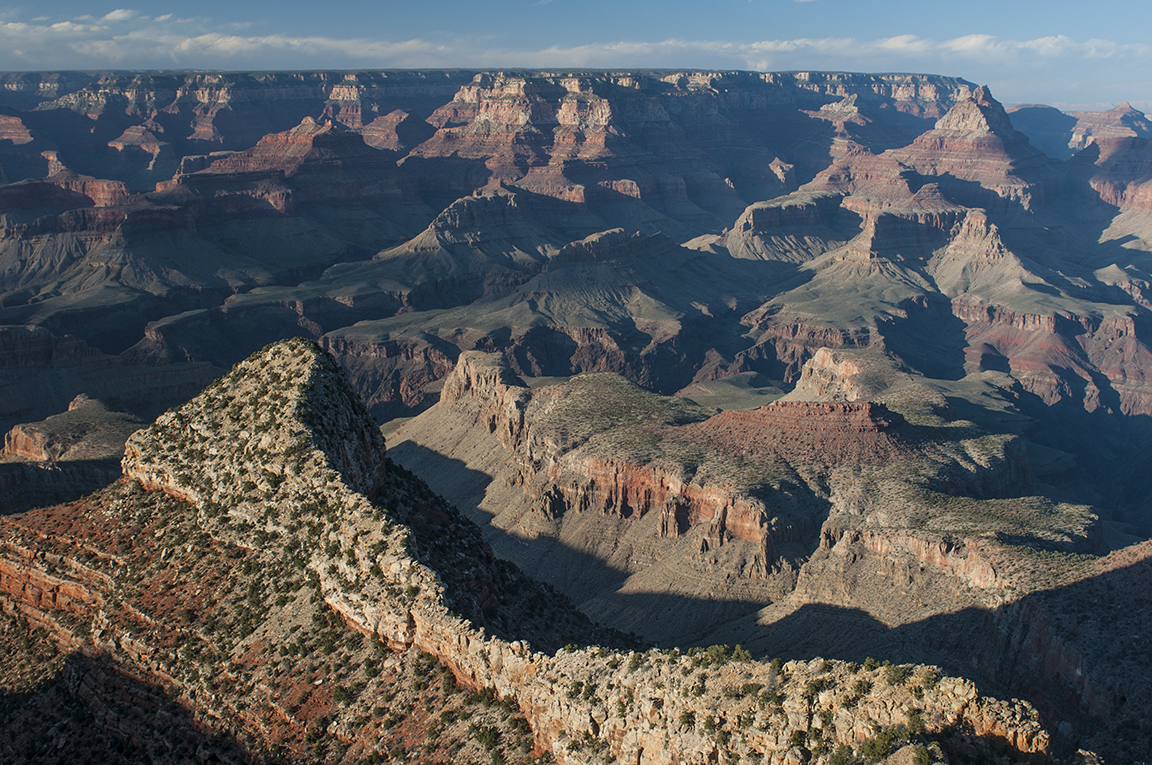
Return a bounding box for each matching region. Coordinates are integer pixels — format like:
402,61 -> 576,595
386,348 -> 1152,757
1,71 -> 1152,760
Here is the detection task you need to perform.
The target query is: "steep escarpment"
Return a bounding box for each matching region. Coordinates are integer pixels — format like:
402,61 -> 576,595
0,339 -> 1064,764
388,352 -> 1072,652
5,73 -> 1152,519
951,300 -> 1152,416
887,86 -> 1058,210
388,349 -> 1152,757
2,71 -> 1152,757
0,69 -> 968,360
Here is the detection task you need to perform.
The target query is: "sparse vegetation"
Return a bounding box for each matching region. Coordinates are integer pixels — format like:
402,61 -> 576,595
0,338 -> 1081,765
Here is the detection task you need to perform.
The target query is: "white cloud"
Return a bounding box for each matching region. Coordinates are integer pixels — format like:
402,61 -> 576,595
101,9 -> 138,22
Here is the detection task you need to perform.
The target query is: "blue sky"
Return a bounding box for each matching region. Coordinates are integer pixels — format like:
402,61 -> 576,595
1,1 -> 1150,109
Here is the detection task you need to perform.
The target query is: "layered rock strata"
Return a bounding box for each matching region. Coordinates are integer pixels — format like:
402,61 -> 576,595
0,338 -> 1057,764
389,352 -> 1056,647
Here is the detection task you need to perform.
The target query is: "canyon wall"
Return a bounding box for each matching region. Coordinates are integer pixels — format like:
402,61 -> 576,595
101,339 -> 1055,764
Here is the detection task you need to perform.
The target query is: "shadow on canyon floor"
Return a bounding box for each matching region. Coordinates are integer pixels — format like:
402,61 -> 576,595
1015,389 -> 1152,535
879,295 -> 969,381
0,458 -> 123,515
388,442 -> 777,648
390,437 -> 1152,760
734,553 -> 1152,762
0,651 -> 252,764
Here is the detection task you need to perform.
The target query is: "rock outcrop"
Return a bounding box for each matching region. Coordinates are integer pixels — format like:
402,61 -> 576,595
666,401 -> 906,466
389,352 -> 1059,653
0,339 -> 1067,764
2,69 -> 1152,758
2,394 -> 142,462
1067,103 -> 1152,214
887,86 -> 1056,210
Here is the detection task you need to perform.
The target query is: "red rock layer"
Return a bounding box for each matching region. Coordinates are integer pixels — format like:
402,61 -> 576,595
954,301 -> 1152,415
2,424 -> 55,461
664,401 -> 906,466
47,173 -> 130,207
1083,136 -> 1152,213
1068,101 -> 1152,212
886,86 -> 1055,210
0,114 -> 33,145
1069,102 -> 1152,153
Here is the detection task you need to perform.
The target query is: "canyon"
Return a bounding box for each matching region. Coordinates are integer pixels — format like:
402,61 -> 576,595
2,68 -> 1152,761
0,340 -> 1076,763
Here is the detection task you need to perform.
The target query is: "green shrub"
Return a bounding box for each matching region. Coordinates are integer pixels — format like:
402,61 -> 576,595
471,724 -> 500,751
858,726 -> 909,763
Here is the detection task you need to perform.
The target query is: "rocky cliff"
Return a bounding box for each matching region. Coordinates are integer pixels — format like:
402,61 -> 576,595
0,339 -> 1069,763
5,72 -> 1152,496
389,352 -> 1076,649
386,348 -> 1152,757
2,69 -> 1152,757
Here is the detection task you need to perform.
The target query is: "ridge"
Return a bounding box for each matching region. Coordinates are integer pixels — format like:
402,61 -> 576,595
3,339 -> 1061,763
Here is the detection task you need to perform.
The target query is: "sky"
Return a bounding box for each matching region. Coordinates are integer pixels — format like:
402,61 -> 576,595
1,1 -> 1150,110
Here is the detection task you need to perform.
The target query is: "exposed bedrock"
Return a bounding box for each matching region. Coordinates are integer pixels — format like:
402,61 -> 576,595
0,506 -> 1056,765
2,394 -> 142,463
390,351 -> 1041,651
733,311 -> 882,385
8,339 -> 1144,760
317,312 -> 732,420
953,300 -> 1152,416
436,353 -> 824,556
109,340 -> 1060,763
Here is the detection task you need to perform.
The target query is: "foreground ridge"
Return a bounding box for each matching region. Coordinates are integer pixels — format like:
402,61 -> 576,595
107,339 -> 1051,763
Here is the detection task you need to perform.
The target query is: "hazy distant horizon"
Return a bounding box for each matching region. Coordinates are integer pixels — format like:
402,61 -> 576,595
1,1 -> 1150,107
0,63 -> 1147,115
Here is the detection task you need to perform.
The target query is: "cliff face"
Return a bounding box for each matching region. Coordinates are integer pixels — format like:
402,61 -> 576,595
0,69 -> 969,350
3,71 -> 1152,758
385,348 -> 1152,758
2,394 -> 141,463
952,301 -> 1152,416
4,72 -> 1152,508
0,339 -> 1064,764
389,352 -> 1066,653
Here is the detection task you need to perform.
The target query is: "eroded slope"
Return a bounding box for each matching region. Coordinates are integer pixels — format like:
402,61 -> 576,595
0,339 -> 1060,764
